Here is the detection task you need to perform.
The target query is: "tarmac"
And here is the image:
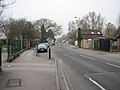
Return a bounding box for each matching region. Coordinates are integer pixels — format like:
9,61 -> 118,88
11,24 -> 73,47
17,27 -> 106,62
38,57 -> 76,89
0,48 -> 58,90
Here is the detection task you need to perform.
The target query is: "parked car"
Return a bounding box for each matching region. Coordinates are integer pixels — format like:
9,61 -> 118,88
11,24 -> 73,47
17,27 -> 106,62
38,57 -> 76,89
44,43 -> 49,48
37,43 -> 48,53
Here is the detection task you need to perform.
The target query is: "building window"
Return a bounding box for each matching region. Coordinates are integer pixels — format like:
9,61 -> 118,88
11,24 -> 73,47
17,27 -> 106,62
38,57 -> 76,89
91,32 -> 94,34
97,32 -> 101,34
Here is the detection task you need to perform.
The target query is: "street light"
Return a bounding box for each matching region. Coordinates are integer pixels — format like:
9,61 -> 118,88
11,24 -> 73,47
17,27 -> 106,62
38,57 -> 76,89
74,17 -> 81,47
74,17 -> 80,27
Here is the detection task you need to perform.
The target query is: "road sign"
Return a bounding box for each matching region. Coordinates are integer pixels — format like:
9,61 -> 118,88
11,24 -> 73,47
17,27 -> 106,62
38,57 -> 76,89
48,38 -> 52,47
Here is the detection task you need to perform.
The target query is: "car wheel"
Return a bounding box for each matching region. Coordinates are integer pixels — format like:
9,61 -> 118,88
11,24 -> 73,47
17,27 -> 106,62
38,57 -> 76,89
37,50 -> 39,53
45,49 -> 47,52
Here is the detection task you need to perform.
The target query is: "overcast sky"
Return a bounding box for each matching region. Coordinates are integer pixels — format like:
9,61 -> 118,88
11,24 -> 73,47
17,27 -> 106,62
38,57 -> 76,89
6,0 -> 120,34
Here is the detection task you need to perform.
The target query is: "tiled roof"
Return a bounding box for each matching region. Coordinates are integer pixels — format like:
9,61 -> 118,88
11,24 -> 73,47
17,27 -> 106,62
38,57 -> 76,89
80,29 -> 103,39
81,29 -> 102,35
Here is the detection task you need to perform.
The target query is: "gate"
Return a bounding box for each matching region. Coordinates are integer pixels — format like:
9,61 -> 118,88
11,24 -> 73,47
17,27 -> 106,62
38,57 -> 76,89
100,39 -> 110,51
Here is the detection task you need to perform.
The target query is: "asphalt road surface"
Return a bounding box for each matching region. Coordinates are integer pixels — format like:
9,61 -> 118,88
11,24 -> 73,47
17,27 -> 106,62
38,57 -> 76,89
54,43 -> 120,90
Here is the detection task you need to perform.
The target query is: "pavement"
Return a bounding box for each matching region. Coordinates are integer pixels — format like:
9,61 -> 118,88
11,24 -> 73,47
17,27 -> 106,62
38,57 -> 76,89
70,45 -> 120,56
69,44 -> 120,62
0,48 -> 58,90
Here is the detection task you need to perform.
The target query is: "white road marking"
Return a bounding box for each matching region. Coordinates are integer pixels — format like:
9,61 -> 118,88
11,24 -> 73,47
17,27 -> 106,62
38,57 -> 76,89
59,59 -> 70,90
59,59 -> 74,90
80,55 -> 96,60
85,75 -> 106,90
60,59 -> 63,64
106,63 -> 120,69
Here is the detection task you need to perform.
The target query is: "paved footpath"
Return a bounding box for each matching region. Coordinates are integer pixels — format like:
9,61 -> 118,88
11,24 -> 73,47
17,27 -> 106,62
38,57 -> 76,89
0,48 -> 57,90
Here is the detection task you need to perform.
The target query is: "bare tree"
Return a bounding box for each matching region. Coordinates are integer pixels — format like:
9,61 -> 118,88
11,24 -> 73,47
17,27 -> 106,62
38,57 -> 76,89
3,18 -> 36,40
68,11 -> 105,43
76,19 -> 89,29
0,0 -> 16,11
105,22 -> 116,38
68,30 -> 76,44
82,12 -> 105,31
115,12 -> 120,37
52,24 -> 62,36
3,18 -> 24,38
0,0 -> 16,35
116,11 -> 120,27
68,21 -> 76,32
34,18 -> 62,37
68,12 -> 105,38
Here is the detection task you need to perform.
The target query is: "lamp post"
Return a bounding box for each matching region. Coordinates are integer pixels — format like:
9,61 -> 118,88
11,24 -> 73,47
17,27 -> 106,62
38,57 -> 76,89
74,17 -> 81,47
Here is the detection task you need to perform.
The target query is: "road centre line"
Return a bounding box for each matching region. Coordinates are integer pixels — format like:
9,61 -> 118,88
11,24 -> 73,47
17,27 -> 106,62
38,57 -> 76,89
80,55 -> 96,60
106,63 -> 120,69
85,75 -> 106,90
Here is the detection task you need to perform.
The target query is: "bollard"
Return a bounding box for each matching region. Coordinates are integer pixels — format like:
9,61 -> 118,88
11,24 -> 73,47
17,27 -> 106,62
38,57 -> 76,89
49,48 -> 51,59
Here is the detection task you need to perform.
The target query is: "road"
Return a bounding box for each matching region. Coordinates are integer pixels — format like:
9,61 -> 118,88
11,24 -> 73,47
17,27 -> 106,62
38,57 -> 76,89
54,43 -> 120,90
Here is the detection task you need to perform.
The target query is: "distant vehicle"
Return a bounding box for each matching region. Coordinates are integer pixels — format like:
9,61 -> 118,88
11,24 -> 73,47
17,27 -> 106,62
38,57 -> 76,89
37,43 -> 48,53
61,40 -> 66,43
52,41 -> 55,46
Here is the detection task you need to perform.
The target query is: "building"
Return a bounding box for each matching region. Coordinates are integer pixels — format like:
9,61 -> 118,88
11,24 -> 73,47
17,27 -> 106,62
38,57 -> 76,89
80,29 -> 103,49
81,29 -> 103,39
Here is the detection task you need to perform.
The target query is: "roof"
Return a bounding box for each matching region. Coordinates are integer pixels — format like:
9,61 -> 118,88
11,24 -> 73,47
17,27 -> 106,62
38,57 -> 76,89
81,29 -> 102,35
79,29 -> 103,39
